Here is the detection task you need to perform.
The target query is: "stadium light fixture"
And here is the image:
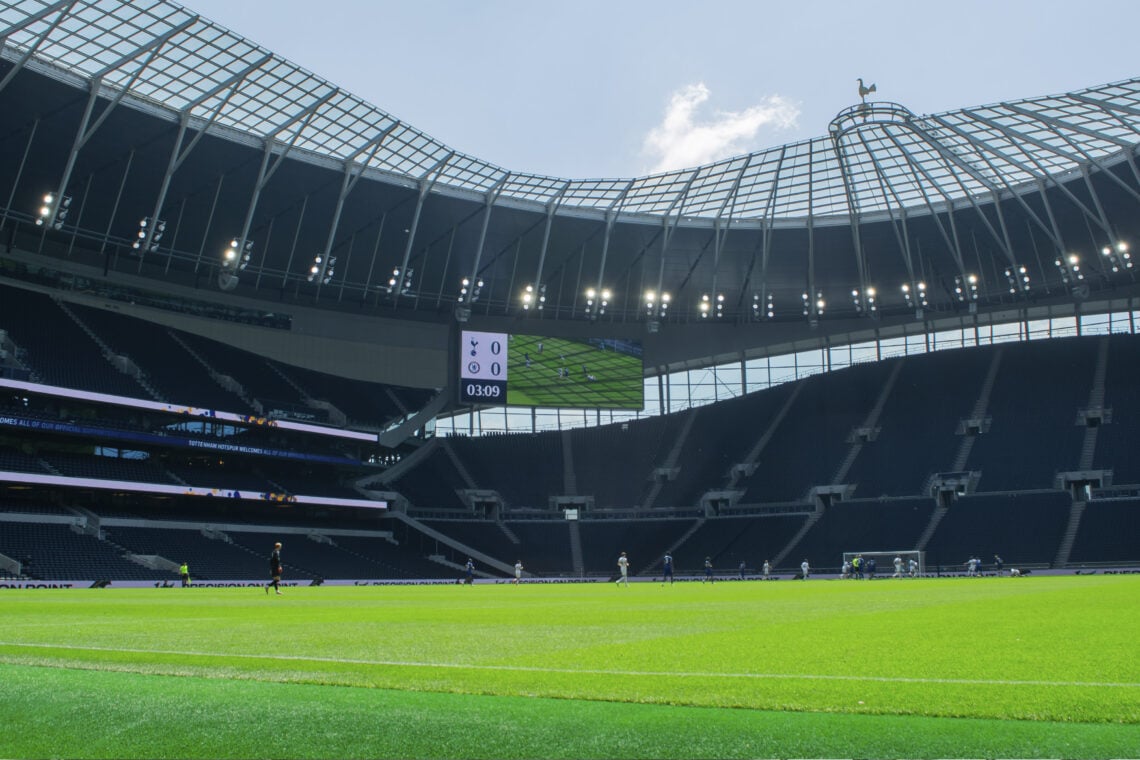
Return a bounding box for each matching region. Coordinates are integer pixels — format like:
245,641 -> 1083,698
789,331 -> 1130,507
1004,265 -> 1031,294
700,292 -> 726,319
644,290 -> 670,319
954,273 -> 979,302
1101,242 -> 1132,273
458,276 -> 483,303
1055,254 -> 1084,285
306,253 -> 336,284
387,266 -> 414,295
35,192 -> 71,229
521,283 -> 546,311
852,286 -> 877,315
802,291 -> 825,317
901,281 -> 928,316
132,217 -> 166,253
753,292 -> 774,320
222,238 -> 253,271
584,286 -> 610,318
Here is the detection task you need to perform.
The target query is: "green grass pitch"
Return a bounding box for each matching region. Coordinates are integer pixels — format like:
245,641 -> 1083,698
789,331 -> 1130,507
1,575 -> 1138,758
506,335 -> 643,409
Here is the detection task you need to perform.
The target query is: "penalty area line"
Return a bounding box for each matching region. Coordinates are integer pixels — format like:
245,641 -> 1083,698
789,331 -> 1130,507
0,641 -> 1138,690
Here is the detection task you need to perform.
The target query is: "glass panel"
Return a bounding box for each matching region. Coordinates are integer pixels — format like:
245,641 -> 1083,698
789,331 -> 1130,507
829,344 -> 852,371
879,336 -> 905,358
991,321 -> 1022,344
744,357 -> 770,394
905,332 -> 927,355
714,364 -> 743,401
849,341 -> 878,366
1080,313 -> 1111,336
1050,316 -> 1078,338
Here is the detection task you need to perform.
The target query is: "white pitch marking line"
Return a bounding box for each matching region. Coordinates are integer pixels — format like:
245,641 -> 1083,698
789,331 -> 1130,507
1,641 -> 1138,689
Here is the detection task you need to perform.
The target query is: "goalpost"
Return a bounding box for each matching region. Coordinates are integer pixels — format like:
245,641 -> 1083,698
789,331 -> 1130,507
841,549 -> 925,577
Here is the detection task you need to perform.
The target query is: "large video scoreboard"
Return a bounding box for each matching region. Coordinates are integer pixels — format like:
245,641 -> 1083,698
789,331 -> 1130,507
458,330 -> 643,410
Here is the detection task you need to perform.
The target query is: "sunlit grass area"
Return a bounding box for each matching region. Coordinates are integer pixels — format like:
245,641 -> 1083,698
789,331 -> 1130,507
2,575 -> 1138,758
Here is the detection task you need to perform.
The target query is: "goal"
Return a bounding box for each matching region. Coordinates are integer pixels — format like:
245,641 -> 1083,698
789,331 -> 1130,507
841,549 -> 924,577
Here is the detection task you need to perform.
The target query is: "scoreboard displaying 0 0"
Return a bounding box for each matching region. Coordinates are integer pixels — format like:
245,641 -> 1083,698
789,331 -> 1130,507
458,330 -> 644,410
459,331 -> 508,403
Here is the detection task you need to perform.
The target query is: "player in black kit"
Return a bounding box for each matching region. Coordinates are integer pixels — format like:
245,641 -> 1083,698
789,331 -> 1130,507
266,542 -> 283,595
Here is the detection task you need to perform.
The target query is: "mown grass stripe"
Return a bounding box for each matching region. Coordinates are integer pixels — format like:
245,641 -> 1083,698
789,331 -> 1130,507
2,640 -> 1138,690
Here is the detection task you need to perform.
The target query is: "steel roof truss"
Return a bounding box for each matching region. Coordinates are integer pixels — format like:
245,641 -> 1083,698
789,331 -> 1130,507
855,130 -> 915,284
0,0 -> 77,96
962,110 -> 1112,239
885,130 -> 971,272
1000,101 -> 1133,151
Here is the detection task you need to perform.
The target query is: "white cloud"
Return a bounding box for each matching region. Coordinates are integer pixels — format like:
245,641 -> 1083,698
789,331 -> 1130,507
642,83 -> 800,173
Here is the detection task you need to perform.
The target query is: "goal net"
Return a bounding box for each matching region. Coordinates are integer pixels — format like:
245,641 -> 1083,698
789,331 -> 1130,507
841,549 -> 924,577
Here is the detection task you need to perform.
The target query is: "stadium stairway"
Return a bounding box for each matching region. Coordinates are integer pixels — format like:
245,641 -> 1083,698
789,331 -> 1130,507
951,348 -> 1003,472
568,519 -> 585,577
641,516 -> 705,575
167,331 -> 261,414
770,509 -> 823,570
727,382 -> 804,491
389,510 -> 514,576
55,300 -> 164,402
1077,337 -> 1111,471
640,408 -> 698,510
915,502 -> 948,553
831,359 -> 904,487
561,430 -> 577,496
1054,499 -> 1087,567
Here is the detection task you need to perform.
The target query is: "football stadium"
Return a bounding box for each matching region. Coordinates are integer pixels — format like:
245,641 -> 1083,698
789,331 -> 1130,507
1,2 -> 1139,758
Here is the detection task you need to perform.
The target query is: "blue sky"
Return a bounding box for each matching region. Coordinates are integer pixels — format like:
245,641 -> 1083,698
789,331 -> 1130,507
182,0 -> 1139,179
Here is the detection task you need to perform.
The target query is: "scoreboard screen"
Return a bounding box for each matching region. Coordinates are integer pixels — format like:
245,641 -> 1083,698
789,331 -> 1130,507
459,331 -> 643,410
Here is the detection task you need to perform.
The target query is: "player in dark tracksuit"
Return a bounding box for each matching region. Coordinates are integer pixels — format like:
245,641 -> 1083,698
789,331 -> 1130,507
266,542 -> 283,595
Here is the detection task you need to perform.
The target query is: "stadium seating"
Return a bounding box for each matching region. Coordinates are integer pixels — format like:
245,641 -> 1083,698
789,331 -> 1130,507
1093,335 -> 1140,484
923,491 -> 1072,570
62,303 -> 252,412
448,431 -> 563,508
1068,498 -> 1140,565
781,497 -> 936,570
0,285 -> 149,397
966,339 -> 1094,491
654,383 -> 798,508
844,348 -> 994,496
672,514 -> 808,573
0,521 -> 156,580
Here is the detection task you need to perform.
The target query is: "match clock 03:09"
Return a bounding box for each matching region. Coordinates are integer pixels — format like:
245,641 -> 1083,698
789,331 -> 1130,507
458,330 -> 508,405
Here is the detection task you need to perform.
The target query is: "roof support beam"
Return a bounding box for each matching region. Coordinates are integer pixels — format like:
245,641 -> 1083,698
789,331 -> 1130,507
885,131 -> 970,275
530,180 -> 571,306
752,146 -> 787,313
464,172 -> 511,306
313,122 -> 399,286
855,130 -> 916,288
0,0 -> 76,95
135,54 -> 275,263
45,17 -> 198,225
91,15 -> 199,81
1034,118 -> 1140,208
230,88 -> 338,259
955,111 -> 1112,239
906,121 -> 1020,264
831,136 -> 868,293
591,180 -> 635,313
393,151 -> 453,304
184,51 -> 274,110
999,102 -> 1134,150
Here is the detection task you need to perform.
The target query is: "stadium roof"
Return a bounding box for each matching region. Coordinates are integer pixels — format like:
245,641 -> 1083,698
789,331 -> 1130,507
6,0 -> 1140,223
2,0 -> 1139,337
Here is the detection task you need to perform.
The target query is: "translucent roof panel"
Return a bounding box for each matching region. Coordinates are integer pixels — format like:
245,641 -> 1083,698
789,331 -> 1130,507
4,0 -> 1140,222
